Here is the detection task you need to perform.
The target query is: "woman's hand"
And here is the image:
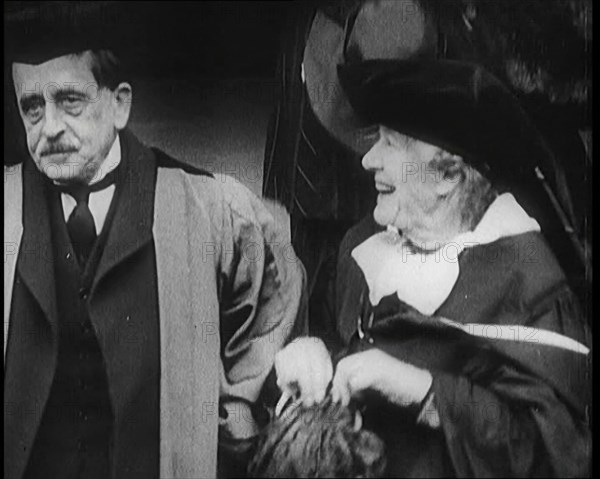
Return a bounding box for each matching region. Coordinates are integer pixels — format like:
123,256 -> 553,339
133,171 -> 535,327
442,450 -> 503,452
331,349 -> 433,407
274,337 -> 333,409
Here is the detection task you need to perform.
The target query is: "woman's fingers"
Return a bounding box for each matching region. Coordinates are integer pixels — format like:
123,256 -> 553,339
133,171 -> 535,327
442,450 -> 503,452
274,337 -> 333,407
331,364 -> 351,407
308,350 -> 333,404
275,390 -> 293,417
331,353 -> 372,406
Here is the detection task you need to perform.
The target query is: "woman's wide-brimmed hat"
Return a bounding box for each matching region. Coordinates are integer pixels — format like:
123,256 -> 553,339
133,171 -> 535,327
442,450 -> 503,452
302,0 -> 438,155
337,58 -> 554,185
303,0 -> 591,155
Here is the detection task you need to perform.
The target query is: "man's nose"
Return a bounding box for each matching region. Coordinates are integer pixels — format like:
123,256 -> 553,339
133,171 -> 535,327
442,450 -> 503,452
40,103 -> 66,139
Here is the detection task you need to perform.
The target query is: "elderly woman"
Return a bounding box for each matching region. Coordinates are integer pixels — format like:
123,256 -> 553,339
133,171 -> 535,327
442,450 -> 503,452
272,59 -> 591,477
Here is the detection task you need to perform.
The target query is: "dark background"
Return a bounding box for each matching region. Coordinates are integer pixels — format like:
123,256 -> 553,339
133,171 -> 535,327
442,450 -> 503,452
5,0 -> 297,195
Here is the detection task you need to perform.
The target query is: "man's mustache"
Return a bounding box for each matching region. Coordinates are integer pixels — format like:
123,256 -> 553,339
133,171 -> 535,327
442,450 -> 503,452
39,144 -> 78,157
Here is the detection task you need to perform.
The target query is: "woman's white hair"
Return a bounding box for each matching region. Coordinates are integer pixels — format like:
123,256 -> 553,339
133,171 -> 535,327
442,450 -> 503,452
428,148 -> 498,231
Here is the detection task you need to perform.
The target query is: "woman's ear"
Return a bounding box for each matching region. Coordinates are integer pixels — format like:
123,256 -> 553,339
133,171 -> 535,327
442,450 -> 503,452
113,82 -> 132,130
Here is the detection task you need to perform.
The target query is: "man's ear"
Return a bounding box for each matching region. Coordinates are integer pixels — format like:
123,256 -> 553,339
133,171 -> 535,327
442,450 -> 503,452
433,155 -> 465,198
113,82 -> 132,130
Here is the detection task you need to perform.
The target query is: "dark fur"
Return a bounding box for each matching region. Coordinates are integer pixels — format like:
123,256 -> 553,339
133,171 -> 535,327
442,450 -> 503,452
249,395 -> 386,478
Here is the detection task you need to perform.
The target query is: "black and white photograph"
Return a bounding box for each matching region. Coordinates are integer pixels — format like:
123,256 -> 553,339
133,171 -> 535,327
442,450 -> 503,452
4,1 -> 592,478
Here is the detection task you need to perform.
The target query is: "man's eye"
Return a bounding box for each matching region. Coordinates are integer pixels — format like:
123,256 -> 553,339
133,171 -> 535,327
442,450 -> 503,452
59,96 -> 84,113
23,101 -> 45,123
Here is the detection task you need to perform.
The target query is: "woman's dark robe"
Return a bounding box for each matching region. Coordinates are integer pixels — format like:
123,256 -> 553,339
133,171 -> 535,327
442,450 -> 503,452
335,215 -> 591,477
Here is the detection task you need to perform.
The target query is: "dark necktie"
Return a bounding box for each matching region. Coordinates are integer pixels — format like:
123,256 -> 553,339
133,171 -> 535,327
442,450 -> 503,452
55,168 -> 119,266
66,185 -> 96,266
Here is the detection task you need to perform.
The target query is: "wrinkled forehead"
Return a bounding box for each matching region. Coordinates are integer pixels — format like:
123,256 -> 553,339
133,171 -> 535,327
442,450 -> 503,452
12,51 -> 97,96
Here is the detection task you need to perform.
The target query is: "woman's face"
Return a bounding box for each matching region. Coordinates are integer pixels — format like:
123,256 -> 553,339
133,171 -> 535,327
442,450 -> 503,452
362,126 -> 462,249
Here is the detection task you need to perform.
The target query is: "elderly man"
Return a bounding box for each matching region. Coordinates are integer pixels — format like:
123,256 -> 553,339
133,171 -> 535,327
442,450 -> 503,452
274,59 -> 591,477
4,13 -> 305,479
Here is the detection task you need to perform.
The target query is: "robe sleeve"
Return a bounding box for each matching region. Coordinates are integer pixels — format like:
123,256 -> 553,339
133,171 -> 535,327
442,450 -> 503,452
430,290 -> 591,477
214,176 -> 308,442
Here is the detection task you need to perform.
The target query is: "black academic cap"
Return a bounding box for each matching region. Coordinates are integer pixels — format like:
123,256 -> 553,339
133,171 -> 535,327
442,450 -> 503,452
5,1 -> 124,65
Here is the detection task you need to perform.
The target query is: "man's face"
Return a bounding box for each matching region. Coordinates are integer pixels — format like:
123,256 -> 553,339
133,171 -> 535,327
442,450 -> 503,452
12,51 -> 123,184
362,126 -> 460,248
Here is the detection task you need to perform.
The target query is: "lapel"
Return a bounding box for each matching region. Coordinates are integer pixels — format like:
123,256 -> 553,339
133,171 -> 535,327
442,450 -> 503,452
4,160 -> 59,479
16,158 -> 58,332
337,215 -> 382,344
4,163 -> 23,362
91,129 -> 156,296
153,168 -> 220,479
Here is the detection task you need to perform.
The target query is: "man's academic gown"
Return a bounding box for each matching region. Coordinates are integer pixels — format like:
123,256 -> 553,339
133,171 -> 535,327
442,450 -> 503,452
4,129 -> 306,479
335,215 -> 591,477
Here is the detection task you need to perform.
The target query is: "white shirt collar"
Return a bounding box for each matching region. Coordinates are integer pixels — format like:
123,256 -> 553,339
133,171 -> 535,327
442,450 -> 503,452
60,134 -> 121,234
352,193 -> 541,315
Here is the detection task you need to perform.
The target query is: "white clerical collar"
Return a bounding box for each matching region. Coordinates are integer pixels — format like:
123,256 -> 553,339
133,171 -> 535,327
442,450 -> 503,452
352,193 -> 541,315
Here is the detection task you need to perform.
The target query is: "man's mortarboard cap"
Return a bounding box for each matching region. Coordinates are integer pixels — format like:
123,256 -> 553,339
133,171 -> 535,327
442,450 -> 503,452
5,2 -> 123,65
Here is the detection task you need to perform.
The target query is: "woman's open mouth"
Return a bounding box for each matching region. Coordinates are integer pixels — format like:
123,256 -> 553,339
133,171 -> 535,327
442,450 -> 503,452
375,182 -> 395,194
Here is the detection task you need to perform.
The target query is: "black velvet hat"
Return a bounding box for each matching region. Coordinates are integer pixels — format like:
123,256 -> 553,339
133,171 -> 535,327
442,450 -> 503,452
337,59 -> 556,186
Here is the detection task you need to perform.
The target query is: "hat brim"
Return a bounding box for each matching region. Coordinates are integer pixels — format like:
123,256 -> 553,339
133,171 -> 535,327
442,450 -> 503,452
337,59 -> 548,185
302,1 -> 437,155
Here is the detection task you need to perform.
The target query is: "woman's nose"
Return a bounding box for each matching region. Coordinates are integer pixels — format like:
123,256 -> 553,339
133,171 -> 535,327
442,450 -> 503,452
362,143 -> 382,171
